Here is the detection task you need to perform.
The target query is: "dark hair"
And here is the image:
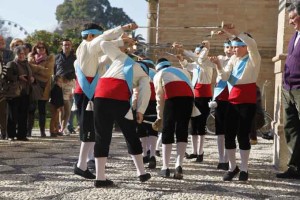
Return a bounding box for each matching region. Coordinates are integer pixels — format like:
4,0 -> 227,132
141,58 -> 155,69
224,39 -> 231,45
54,75 -> 62,82
82,23 -> 104,39
156,58 -> 169,65
24,43 -> 32,51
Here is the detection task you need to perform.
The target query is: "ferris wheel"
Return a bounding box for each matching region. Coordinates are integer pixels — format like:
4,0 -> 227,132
0,19 -> 30,39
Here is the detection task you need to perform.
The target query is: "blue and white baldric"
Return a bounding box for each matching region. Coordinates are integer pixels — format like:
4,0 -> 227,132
191,65 -> 201,87
227,55 -> 249,93
75,61 -> 100,111
123,57 -> 149,120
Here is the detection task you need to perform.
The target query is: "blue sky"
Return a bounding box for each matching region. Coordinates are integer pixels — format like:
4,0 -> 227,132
0,0 -> 148,40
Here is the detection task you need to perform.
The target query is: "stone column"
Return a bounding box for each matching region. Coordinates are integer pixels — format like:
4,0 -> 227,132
146,0 -> 158,60
272,0 -> 294,171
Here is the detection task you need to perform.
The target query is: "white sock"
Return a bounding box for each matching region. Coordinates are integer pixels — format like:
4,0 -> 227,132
156,132 -> 162,151
217,135 -> 225,163
197,135 -> 205,155
226,149 -> 236,172
240,149 -> 250,172
131,154 -> 146,176
162,144 -> 172,170
191,135 -> 198,154
175,142 -> 187,168
140,137 -> 148,157
87,146 -> 95,162
149,136 -> 157,157
77,142 -> 94,170
95,157 -> 107,180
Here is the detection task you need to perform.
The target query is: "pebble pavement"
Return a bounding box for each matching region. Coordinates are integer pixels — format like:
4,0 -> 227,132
0,130 -> 300,200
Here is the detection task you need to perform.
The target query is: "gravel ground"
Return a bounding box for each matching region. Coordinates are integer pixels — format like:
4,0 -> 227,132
0,130 -> 299,200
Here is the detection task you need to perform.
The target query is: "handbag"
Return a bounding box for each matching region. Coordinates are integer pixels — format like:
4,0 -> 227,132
0,79 -> 22,98
30,81 -> 44,101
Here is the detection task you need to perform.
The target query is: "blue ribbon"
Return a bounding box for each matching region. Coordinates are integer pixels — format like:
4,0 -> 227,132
75,62 -> 99,100
161,67 -> 193,91
123,57 -> 135,94
227,55 -> 249,93
149,69 -> 156,81
191,65 -> 200,87
81,29 -> 103,37
142,59 -> 155,66
156,61 -> 171,71
212,80 -> 227,100
231,41 -> 246,46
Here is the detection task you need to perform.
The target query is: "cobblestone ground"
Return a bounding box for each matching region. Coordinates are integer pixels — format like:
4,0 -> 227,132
0,130 -> 300,200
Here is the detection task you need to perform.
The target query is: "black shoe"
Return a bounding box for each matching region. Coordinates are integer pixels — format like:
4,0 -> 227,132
87,160 -> 95,170
143,156 -> 149,164
57,132 -> 64,136
148,156 -> 156,169
185,153 -> 197,159
159,168 -> 170,178
239,171 -> 249,181
50,133 -> 57,137
139,173 -> 151,182
195,153 -> 204,162
217,162 -> 229,171
74,163 -> 96,179
155,150 -> 160,157
94,179 -> 114,188
223,166 -> 240,181
173,166 -> 183,180
276,167 -> 300,179
262,132 -> 274,140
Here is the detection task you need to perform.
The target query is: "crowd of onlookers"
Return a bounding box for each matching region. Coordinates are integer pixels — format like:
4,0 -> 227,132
0,35 -> 79,141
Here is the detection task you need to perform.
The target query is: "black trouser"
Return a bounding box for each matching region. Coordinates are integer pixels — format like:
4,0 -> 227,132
191,97 -> 211,135
74,93 -> 95,142
7,95 -> 30,139
137,100 -> 158,137
225,103 -> 256,150
162,97 -> 194,144
215,100 -> 229,135
282,88 -> 300,169
94,98 -> 142,157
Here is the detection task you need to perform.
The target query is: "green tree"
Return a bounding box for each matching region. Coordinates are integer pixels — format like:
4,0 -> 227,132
56,0 -> 134,32
25,30 -> 62,54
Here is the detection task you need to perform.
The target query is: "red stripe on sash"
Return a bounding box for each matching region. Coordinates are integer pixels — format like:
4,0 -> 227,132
74,77 -> 94,94
216,87 -> 229,101
194,83 -> 212,98
150,82 -> 156,101
94,78 -> 130,100
229,83 -> 256,104
164,81 -> 194,99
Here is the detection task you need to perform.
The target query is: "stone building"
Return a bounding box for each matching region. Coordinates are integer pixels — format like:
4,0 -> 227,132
145,0 -> 294,170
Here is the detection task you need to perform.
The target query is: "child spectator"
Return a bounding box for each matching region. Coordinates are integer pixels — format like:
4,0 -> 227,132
49,75 -> 64,137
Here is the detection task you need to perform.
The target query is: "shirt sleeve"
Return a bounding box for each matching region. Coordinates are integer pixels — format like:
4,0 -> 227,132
153,72 -> 165,119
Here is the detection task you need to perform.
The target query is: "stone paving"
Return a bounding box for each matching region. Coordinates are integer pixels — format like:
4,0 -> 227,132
0,130 -> 300,200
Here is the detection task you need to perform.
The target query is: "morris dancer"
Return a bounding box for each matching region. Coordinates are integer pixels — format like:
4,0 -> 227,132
210,39 -> 233,170
73,22 -> 137,179
209,24 -> 261,181
153,58 -> 198,179
134,58 -> 158,169
93,36 -> 151,187
174,41 -> 214,163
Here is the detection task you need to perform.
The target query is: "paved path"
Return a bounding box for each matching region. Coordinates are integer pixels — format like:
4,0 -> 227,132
0,130 -> 300,200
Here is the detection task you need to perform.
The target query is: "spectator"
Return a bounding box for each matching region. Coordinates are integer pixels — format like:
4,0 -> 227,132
28,41 -> 55,137
54,39 -> 76,135
6,46 -> 34,141
49,75 -> 64,137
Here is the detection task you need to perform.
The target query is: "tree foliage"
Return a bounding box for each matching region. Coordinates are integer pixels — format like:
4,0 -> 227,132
56,0 -> 135,31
